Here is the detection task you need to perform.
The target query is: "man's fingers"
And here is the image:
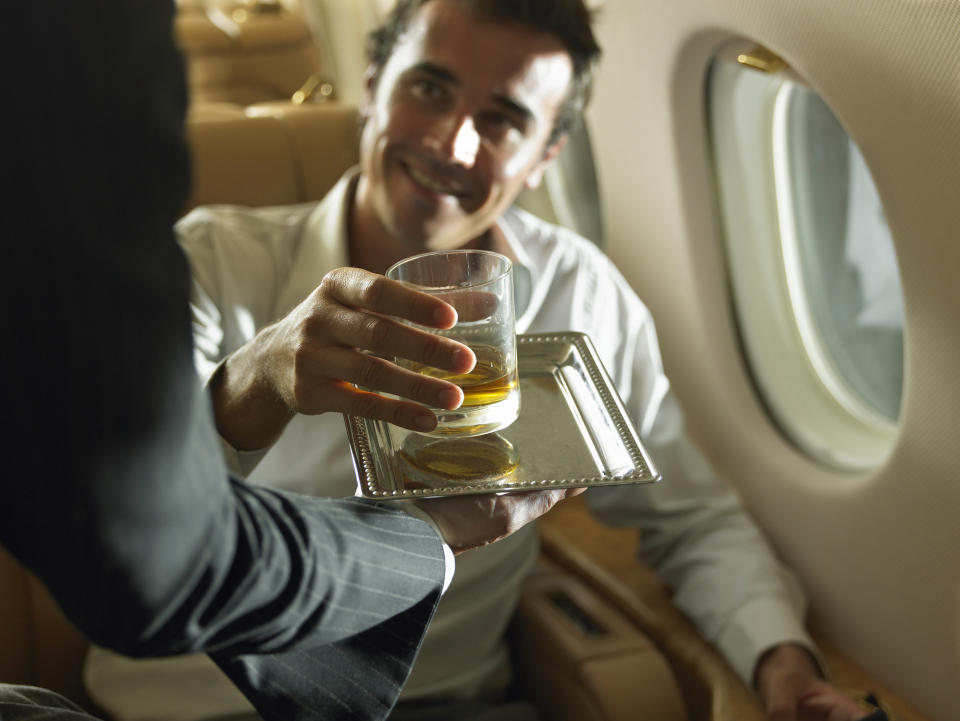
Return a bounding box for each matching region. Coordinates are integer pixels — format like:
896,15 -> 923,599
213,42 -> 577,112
346,390 -> 441,433
798,688 -> 874,721
415,487 -> 582,554
317,306 -> 474,375
306,346 -> 464,410
313,381 -> 443,432
319,267 -> 458,329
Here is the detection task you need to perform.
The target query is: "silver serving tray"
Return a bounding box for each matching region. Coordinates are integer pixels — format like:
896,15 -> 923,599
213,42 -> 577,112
345,332 -> 660,499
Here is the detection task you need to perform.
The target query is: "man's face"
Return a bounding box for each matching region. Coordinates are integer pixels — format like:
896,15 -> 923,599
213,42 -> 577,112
356,0 -> 573,252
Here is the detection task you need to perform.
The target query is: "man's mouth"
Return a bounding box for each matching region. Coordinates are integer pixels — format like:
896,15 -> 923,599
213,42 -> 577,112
405,162 -> 466,197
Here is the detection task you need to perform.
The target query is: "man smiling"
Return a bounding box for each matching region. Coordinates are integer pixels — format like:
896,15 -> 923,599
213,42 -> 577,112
350,1 -> 573,265
86,1 -> 868,720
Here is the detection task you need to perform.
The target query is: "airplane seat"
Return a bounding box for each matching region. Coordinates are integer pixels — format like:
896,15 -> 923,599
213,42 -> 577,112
512,558 -> 690,721
0,543 -> 93,709
175,0 -> 336,111
186,102 -> 247,122
182,102 -> 360,215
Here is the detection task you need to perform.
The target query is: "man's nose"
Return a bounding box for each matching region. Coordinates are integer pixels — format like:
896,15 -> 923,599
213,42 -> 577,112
430,114 -> 480,167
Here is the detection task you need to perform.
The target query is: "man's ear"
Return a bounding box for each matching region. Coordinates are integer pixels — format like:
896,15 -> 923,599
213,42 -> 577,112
524,134 -> 568,190
360,64 -> 379,117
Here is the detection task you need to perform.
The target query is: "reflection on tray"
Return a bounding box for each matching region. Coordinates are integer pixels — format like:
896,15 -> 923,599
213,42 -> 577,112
398,432 -> 520,491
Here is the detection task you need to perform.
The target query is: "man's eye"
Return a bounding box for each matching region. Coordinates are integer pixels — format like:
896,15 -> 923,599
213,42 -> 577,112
486,113 -> 512,128
478,111 -> 522,138
411,79 -> 445,101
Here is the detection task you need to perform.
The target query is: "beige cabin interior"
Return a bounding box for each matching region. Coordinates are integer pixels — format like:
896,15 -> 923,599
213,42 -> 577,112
2,2 -> 954,720
586,3 -> 960,721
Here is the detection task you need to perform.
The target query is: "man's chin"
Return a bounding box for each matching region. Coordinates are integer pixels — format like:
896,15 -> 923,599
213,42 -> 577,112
424,235 -> 472,252
392,222 -> 472,254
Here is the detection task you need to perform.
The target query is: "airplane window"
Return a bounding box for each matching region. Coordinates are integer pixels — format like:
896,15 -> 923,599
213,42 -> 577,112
777,85 -> 904,423
708,46 -> 903,470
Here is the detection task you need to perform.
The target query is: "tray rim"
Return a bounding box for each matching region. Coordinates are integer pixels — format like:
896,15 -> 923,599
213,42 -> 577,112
345,331 -> 660,499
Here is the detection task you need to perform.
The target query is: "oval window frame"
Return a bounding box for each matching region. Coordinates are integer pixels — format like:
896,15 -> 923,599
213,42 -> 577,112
709,45 -> 902,471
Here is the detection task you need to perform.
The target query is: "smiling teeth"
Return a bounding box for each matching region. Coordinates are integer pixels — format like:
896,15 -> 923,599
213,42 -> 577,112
408,165 -> 461,195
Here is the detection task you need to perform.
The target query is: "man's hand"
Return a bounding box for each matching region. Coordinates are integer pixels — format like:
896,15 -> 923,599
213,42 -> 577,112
756,644 -> 872,721
414,487 -> 587,555
210,267 -> 476,450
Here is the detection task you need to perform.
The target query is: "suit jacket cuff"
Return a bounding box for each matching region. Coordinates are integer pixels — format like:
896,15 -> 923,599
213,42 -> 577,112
398,505 -> 456,594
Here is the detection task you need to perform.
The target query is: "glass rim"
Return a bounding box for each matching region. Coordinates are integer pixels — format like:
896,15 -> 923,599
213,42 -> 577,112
385,249 -> 513,288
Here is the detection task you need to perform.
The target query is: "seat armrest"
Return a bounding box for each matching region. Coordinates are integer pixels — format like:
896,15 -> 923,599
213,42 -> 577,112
514,559 -> 689,721
535,497 -> 769,721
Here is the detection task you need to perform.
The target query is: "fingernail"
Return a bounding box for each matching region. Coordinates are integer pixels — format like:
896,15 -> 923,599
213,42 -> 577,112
413,414 -> 437,431
437,387 -> 462,410
454,347 -> 476,372
434,306 -> 457,327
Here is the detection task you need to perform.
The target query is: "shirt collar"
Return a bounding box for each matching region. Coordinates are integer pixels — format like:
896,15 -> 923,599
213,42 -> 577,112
289,170 -> 537,320
495,208 -> 536,320
274,168 -> 358,316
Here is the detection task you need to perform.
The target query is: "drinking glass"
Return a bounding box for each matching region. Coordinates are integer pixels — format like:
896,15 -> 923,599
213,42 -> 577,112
386,249 -> 520,437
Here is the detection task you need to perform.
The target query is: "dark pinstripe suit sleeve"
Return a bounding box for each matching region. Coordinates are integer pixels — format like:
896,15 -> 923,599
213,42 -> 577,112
3,2 -> 445,720
209,494 -> 446,720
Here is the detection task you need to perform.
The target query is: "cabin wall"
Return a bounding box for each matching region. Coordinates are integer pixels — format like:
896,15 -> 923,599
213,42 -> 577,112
587,2 -> 960,720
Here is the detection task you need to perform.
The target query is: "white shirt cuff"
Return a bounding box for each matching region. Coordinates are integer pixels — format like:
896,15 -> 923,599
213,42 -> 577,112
217,436 -> 269,479
713,596 -> 822,685
397,504 -> 456,595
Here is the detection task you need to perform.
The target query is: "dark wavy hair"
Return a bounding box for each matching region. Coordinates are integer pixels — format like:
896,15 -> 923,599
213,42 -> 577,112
366,0 -> 602,146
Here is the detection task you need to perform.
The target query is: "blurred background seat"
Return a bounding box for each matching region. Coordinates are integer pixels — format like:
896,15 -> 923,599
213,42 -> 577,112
176,0 -> 335,110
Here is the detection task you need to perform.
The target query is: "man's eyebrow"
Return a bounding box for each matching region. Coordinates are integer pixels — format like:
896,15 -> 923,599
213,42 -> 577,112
492,94 -> 534,122
410,61 -> 534,122
410,62 -> 459,85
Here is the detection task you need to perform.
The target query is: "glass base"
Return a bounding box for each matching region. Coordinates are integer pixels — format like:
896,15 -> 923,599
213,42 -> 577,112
424,391 -> 520,439
398,432 -> 520,489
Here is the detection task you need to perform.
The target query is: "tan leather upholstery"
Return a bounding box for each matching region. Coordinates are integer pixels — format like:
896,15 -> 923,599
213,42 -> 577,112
186,112 -> 301,211
175,3 -> 328,107
183,103 -> 360,215
514,560 -> 688,721
0,546 -> 92,708
0,546 -> 32,685
532,495 -> 932,721
534,497 -> 766,721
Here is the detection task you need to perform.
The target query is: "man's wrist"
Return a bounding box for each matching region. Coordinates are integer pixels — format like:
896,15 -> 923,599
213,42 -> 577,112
754,642 -> 824,689
210,342 -> 293,451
